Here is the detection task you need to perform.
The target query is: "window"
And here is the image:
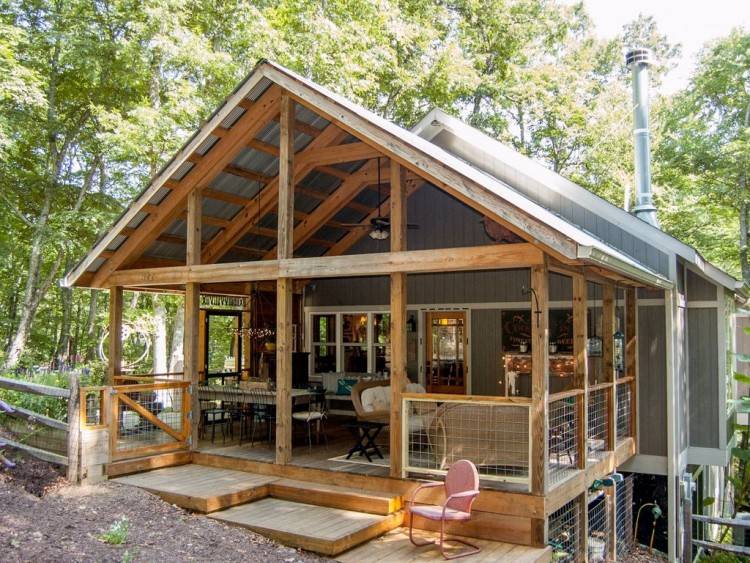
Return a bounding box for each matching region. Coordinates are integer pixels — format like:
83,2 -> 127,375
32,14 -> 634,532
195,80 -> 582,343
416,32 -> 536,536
312,314 -> 336,374
308,311 -> 391,374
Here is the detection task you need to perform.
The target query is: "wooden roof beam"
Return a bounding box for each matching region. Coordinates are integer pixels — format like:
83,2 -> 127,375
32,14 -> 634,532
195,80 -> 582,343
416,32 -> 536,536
108,243 -> 545,287
90,84 -> 283,287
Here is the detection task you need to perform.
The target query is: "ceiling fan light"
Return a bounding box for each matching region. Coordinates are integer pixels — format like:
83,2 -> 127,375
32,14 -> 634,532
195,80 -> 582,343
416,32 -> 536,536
369,227 -> 389,240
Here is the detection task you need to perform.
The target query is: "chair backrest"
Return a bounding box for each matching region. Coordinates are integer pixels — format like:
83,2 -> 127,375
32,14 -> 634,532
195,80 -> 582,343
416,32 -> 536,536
351,379 -> 390,418
444,459 -> 480,513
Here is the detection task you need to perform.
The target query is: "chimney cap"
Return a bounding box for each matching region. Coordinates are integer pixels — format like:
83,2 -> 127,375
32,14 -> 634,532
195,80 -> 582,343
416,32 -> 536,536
625,47 -> 653,68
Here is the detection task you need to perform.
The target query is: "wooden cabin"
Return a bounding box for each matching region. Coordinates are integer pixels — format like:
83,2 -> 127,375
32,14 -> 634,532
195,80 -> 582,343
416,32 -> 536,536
65,61 -> 745,561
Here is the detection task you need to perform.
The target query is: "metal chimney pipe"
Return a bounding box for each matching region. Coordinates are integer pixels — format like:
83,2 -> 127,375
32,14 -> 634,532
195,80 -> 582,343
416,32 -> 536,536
626,48 -> 659,227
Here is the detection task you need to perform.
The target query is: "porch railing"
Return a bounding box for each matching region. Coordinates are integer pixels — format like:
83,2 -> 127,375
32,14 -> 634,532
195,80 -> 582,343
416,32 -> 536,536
109,379 -> 190,461
548,389 -> 583,487
401,393 -> 531,489
616,379 -> 633,442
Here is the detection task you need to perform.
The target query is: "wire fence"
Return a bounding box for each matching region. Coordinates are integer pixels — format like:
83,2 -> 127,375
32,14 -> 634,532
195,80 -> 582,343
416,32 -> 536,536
548,393 -> 581,487
402,395 -> 530,487
616,475 -> 635,558
548,497 -> 582,563
616,381 -> 633,442
588,493 -> 610,562
588,387 -> 609,458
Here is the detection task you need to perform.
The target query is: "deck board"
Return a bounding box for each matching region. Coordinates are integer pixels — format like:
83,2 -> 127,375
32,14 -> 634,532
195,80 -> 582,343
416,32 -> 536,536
112,464 -> 277,512
209,497 -> 403,556
337,528 -> 551,563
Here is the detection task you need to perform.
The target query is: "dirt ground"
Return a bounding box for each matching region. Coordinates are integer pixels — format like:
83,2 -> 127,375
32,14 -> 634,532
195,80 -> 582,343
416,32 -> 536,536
0,449 -> 327,562
619,544 -> 668,562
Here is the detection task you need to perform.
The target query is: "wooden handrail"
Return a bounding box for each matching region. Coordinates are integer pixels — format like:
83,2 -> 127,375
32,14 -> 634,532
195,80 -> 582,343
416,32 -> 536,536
615,376 -> 635,384
549,388 -> 584,402
589,381 -> 613,392
693,514 -> 750,527
401,392 -> 531,405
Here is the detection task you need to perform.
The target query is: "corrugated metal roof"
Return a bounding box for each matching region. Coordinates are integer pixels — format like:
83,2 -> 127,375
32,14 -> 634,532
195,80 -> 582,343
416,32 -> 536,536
147,186 -> 171,206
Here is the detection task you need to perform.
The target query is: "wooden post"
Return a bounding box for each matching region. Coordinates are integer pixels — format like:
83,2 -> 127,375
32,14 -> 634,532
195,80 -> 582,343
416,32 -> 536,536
573,272 -> 588,471
275,92 -> 295,465
625,287 -> 638,443
606,485 -> 618,561
184,283 -> 200,449
577,492 -> 589,562
276,277 -> 293,464
531,261 -> 549,497
390,161 -> 407,478
602,283 -> 616,450
107,286 -> 123,386
682,487 -> 693,563
185,186 -> 202,449
66,370 -> 80,483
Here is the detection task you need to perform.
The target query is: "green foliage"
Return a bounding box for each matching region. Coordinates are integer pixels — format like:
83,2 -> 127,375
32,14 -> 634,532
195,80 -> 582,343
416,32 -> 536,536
0,371 -> 70,420
99,517 -> 129,545
0,1 -> 745,371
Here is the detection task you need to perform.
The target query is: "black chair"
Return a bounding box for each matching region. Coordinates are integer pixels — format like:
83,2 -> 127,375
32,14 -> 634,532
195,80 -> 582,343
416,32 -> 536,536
248,387 -> 276,446
199,386 -> 232,444
292,386 -> 328,450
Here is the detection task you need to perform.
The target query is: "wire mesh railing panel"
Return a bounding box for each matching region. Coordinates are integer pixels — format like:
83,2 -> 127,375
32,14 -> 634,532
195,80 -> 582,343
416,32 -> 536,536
616,382 -> 632,442
111,381 -> 189,459
616,475 -> 634,558
588,494 -> 610,562
548,497 -> 582,563
403,395 -> 530,487
588,387 -> 609,458
548,394 -> 581,487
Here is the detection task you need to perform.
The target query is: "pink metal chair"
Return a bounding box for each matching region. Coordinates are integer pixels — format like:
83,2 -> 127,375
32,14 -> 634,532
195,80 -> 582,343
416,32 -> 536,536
408,459 -> 481,559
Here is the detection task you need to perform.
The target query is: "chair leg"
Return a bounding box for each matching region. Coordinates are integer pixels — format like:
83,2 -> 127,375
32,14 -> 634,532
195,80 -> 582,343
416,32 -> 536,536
408,511 -> 434,548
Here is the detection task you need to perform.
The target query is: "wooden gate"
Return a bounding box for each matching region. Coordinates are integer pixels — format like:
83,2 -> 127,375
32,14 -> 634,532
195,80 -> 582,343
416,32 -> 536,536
108,378 -> 190,461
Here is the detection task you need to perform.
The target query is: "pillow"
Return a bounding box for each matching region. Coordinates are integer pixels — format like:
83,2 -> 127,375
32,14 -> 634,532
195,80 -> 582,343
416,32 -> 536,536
405,382 -> 426,394
336,378 -> 358,395
360,387 -> 380,412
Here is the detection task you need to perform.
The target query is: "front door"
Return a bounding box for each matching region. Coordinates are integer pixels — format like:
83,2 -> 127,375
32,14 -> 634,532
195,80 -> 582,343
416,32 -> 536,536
425,311 -> 468,394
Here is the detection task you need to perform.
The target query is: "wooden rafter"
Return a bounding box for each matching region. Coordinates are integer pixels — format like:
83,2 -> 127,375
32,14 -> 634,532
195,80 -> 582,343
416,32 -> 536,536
263,160 -> 383,259
90,85 -> 283,287
200,124 -> 348,264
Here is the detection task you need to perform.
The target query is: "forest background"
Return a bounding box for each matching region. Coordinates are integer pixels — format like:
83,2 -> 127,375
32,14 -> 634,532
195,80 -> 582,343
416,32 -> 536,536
0,0 -> 747,374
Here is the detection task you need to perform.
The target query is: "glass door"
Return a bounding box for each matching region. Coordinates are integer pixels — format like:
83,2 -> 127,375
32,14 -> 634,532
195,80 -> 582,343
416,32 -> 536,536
425,311 -> 467,394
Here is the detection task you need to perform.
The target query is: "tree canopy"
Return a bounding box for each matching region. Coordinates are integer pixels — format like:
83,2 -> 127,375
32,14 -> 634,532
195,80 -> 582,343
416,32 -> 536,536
0,0 -> 746,369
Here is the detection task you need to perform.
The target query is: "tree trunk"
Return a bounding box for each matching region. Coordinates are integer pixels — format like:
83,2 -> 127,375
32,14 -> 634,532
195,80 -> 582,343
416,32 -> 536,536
169,303 -> 185,373
55,257 -> 74,367
84,289 -> 99,361
152,294 -> 167,374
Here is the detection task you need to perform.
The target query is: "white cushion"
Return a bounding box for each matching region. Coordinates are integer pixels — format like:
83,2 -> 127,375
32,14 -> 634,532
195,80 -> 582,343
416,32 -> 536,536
405,382 -> 426,394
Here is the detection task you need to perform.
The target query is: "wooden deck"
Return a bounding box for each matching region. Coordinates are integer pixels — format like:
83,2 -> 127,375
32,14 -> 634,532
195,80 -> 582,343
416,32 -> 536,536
337,528 -> 552,562
112,464 -> 275,512
210,497 -> 403,556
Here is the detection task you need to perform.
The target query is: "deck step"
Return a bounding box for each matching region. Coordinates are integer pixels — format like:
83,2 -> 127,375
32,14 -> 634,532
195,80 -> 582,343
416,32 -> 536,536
112,464 -> 276,513
269,478 -> 402,515
209,498 -> 404,556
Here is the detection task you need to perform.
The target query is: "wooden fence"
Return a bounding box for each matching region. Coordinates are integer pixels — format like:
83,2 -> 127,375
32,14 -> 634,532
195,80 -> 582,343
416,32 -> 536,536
0,374 -> 80,481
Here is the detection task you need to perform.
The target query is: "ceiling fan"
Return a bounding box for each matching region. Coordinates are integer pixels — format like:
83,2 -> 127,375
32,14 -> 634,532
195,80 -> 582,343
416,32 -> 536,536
338,157 -> 419,240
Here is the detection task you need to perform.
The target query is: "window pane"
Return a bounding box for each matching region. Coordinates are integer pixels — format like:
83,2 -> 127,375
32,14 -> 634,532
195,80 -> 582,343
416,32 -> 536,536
313,344 -> 337,373
313,314 -> 336,343
207,314 -> 239,374
343,345 -> 368,373
374,314 -> 390,343
342,313 -> 368,343
375,345 -> 389,372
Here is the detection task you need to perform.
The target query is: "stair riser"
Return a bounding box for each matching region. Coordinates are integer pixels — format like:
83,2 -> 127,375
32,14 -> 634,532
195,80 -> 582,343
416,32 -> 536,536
269,483 -> 401,515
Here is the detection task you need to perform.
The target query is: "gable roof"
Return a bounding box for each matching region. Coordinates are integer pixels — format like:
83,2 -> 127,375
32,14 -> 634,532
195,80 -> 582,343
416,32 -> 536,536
64,60 -> 680,290
414,108 -> 741,293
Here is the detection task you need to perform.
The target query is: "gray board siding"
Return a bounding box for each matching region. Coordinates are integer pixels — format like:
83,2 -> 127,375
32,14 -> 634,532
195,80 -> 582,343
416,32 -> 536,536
638,304 -> 668,457
687,269 -> 719,302
688,307 -> 719,449
429,130 -> 670,277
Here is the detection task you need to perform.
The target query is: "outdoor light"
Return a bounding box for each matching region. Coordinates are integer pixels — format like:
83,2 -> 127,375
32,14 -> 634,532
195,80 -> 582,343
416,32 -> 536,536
369,226 -> 389,240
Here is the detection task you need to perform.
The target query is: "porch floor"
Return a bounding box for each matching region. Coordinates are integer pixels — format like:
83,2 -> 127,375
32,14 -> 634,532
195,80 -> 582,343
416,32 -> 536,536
337,528 -> 552,562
